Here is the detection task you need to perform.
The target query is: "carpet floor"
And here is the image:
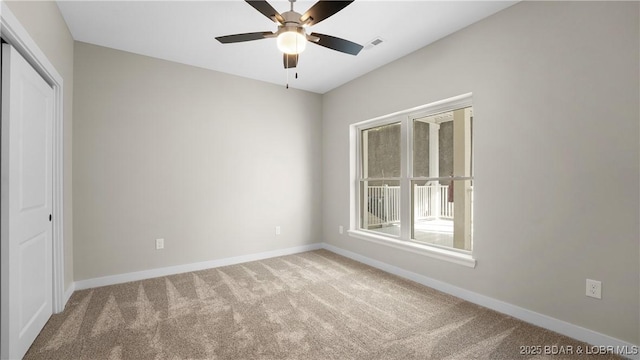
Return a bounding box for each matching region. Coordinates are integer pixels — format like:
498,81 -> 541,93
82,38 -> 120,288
25,250 -> 619,359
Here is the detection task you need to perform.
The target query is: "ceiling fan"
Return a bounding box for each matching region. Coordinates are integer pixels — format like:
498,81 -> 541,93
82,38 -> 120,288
215,0 -> 363,69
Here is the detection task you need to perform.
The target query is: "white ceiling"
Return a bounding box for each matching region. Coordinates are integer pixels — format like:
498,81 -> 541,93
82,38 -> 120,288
57,0 -> 517,94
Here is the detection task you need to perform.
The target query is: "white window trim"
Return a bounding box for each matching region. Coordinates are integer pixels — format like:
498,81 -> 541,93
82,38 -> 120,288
347,229 -> 476,268
349,93 -> 476,268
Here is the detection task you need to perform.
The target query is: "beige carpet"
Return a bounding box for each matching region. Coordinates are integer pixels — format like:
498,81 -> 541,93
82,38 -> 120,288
25,250 -> 619,359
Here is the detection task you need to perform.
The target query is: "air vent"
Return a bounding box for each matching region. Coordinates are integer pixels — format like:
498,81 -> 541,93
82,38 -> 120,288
364,37 -> 385,50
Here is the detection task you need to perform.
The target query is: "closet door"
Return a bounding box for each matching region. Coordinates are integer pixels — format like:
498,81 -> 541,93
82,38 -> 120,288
1,43 -> 54,360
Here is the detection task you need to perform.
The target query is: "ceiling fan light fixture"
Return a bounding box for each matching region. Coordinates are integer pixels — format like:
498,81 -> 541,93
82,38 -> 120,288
277,29 -> 307,55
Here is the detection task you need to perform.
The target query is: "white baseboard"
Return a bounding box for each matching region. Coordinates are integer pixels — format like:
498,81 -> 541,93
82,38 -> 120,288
322,243 -> 639,360
63,283 -> 75,306
74,243 -> 323,291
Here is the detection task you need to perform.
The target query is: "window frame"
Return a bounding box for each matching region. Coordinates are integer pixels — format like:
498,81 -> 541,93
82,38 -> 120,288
349,93 -> 476,268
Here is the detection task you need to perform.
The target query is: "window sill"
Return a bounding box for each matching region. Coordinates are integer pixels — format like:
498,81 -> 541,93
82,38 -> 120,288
347,230 -> 477,268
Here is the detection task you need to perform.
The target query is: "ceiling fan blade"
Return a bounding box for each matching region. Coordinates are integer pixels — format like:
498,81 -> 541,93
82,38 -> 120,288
301,1 -> 353,26
246,0 -> 284,24
310,32 -> 363,55
216,32 -> 273,44
283,53 -> 299,69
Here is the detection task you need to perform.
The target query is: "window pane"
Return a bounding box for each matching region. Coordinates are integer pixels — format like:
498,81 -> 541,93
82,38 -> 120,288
411,179 -> 473,251
411,106 -> 473,251
451,107 -> 473,178
412,107 -> 473,181
412,120 -> 430,177
361,123 -> 401,178
360,180 -> 401,237
439,121 -> 453,181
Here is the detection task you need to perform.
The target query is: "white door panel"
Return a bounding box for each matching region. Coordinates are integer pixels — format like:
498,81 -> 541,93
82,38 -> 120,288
19,79 -> 49,211
1,43 -> 54,360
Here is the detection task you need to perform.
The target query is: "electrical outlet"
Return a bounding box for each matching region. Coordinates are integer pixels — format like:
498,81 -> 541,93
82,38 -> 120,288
339,225 -> 344,234
155,238 -> 164,250
586,279 -> 601,299
275,226 -> 281,235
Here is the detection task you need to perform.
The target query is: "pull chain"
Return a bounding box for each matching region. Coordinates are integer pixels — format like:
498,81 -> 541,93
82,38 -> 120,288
286,56 -> 289,89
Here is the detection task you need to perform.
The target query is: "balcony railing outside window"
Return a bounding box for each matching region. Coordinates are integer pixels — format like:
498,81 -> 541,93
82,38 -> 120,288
364,184 -> 472,227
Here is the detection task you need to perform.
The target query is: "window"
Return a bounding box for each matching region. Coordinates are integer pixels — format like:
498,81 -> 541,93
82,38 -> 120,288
351,94 -> 475,265
360,122 -> 401,237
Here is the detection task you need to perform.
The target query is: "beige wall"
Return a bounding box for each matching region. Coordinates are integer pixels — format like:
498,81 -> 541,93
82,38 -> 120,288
322,1 -> 639,344
73,42 -> 323,280
4,0 -> 74,292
